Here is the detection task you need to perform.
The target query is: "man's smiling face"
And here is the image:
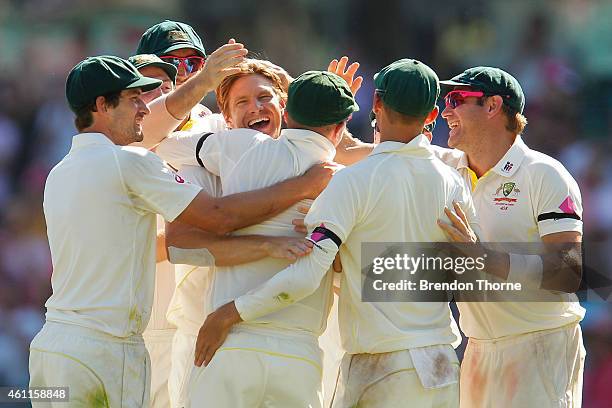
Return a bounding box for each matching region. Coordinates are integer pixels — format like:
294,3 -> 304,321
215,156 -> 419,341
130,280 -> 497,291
223,73 -> 284,138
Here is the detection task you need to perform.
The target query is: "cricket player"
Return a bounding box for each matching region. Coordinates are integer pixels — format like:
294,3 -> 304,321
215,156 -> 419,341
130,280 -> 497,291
170,70 -> 358,407
156,57 -> 361,407
162,58 -> 316,408
194,59 -> 480,408
28,55 -> 335,407
434,67 -> 585,407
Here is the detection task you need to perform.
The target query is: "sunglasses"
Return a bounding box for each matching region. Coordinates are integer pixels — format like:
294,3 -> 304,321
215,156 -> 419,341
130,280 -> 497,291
159,55 -> 205,74
444,90 -> 485,109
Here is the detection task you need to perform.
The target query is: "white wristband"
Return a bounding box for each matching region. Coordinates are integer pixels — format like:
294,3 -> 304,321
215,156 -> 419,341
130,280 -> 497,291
168,246 -> 215,267
507,253 -> 543,288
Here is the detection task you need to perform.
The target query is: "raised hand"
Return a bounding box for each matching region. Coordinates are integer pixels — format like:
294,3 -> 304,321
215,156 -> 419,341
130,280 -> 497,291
328,56 -> 363,96
258,59 -> 294,92
200,39 -> 248,90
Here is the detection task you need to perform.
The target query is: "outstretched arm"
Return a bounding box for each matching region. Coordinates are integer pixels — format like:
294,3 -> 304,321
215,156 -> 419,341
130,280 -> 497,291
166,221 -> 313,266
176,162 -> 338,235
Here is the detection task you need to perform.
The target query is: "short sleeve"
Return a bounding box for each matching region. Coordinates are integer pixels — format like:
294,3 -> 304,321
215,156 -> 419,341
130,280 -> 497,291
155,131 -> 210,169
197,129 -> 266,176
178,165 -> 222,197
533,163 -> 583,237
118,147 -> 202,222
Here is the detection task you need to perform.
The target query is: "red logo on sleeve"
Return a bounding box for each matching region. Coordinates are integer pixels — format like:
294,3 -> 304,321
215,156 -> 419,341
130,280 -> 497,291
175,174 -> 185,184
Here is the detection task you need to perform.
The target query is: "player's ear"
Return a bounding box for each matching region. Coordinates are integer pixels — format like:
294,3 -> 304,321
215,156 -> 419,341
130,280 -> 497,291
487,95 -> 504,117
94,96 -> 107,113
425,105 -> 439,125
223,115 -> 234,129
373,93 -> 384,117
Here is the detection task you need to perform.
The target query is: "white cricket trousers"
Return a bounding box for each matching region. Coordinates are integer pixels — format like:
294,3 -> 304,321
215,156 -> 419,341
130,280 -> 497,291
187,327 -> 323,408
331,345 -> 460,408
144,328 -> 175,408
29,321 -> 150,408
460,323 -> 585,408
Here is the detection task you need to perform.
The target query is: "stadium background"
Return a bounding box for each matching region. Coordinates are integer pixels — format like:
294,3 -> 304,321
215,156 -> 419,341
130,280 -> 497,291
0,0 -> 610,406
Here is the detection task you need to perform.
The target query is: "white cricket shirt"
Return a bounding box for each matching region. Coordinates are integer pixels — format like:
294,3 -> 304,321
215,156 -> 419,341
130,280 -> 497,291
199,128 -> 337,337
43,133 -> 202,337
236,135 -> 477,354
433,136 -> 585,339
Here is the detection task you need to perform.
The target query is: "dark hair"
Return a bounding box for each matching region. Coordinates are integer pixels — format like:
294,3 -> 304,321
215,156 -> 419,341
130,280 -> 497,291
476,96 -> 527,134
74,91 -> 122,131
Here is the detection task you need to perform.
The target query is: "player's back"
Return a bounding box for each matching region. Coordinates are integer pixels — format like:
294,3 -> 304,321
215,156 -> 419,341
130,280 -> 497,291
326,136 -> 471,353
202,128 -> 336,336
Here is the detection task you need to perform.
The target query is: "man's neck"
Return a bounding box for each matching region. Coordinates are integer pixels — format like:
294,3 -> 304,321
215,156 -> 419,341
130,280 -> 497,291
379,123 -> 423,144
465,132 -> 516,178
81,125 -> 116,143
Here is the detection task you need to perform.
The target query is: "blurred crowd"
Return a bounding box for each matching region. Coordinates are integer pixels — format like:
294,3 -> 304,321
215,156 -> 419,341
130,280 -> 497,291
0,0 -> 611,405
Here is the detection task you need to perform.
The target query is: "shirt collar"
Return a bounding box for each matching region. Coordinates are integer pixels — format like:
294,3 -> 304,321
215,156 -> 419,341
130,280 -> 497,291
280,128 -> 336,162
370,134 -> 435,159
448,136 -> 528,178
491,136 -> 528,177
70,132 -> 115,151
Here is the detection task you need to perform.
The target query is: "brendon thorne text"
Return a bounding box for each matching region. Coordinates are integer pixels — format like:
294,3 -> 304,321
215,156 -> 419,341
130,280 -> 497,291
372,279 -> 521,292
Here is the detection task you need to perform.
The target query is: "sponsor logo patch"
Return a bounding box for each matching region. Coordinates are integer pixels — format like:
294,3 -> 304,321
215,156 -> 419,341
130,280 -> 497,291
493,182 -> 520,210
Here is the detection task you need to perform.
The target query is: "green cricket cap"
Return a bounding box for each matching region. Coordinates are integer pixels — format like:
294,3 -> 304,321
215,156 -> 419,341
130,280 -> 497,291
128,54 -> 177,84
374,59 -> 440,117
137,20 -> 206,57
286,71 -> 359,127
440,66 -> 525,113
66,55 -> 162,113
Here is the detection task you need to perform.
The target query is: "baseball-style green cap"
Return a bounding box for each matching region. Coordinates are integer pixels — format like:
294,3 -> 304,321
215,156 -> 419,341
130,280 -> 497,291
66,55 -> 162,113
128,54 -> 178,84
440,67 -> 525,113
374,59 -> 440,117
137,20 -> 206,57
286,71 -> 359,127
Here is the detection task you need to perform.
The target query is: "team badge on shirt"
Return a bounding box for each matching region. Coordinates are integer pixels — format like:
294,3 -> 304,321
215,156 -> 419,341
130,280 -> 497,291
175,174 -> 185,184
493,181 -> 520,210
